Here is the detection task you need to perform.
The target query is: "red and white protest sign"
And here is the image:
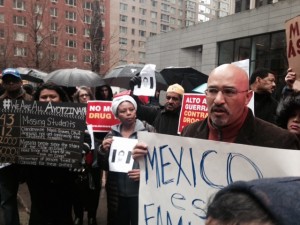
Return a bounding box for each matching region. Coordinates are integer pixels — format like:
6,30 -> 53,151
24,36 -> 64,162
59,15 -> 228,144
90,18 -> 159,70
178,93 -> 208,134
86,101 -> 120,132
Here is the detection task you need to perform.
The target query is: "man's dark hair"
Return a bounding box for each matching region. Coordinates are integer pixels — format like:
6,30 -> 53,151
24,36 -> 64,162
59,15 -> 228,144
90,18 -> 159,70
249,68 -> 275,85
276,91 -> 300,129
206,191 -> 277,225
34,82 -> 70,102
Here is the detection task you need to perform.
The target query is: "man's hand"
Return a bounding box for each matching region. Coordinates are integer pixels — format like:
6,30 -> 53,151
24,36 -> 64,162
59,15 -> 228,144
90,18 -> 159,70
128,169 -> 140,181
132,142 -> 148,159
129,75 -> 141,90
285,68 -> 296,89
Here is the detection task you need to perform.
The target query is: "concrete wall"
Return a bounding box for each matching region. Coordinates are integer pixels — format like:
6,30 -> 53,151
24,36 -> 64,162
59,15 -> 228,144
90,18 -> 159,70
145,0 -> 300,75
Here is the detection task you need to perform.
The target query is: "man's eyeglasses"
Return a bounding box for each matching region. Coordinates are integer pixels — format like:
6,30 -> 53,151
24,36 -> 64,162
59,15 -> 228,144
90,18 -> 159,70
205,87 -> 248,98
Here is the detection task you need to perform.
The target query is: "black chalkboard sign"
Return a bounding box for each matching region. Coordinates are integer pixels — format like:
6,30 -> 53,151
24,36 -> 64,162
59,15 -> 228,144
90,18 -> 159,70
0,100 -> 86,169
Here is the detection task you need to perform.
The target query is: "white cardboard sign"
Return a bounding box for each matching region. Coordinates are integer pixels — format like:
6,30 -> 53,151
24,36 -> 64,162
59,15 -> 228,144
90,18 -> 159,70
138,132 -> 300,225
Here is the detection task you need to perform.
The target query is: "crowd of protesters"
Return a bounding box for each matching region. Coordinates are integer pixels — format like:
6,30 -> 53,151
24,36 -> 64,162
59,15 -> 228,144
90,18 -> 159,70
1,64 -> 300,225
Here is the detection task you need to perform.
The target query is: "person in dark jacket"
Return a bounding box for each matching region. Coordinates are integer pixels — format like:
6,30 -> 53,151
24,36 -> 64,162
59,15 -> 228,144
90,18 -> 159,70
205,177 -> 300,225
250,68 -> 278,124
98,95 -> 155,225
26,83 -> 75,225
95,84 -> 113,101
130,76 -> 184,135
132,64 -> 300,159
0,68 -> 32,225
181,64 -> 299,148
72,86 -> 101,225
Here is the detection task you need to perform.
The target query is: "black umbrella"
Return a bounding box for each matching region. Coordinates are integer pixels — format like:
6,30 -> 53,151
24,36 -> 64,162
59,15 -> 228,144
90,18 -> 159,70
17,67 -> 48,83
43,68 -> 105,87
160,67 -> 208,93
104,64 -> 168,90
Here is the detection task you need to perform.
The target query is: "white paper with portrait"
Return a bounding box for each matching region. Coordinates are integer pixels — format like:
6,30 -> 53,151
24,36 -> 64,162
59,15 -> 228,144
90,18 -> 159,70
108,136 -> 138,173
133,64 -> 156,97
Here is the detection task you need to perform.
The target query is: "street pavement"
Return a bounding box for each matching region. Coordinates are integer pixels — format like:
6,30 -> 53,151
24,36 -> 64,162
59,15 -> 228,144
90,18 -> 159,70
0,180 -> 108,225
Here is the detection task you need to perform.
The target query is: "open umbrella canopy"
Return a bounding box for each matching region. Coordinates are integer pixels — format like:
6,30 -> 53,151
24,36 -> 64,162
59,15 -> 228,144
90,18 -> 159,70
104,64 -> 168,90
43,68 -> 105,87
17,67 -> 48,83
160,67 -> 208,93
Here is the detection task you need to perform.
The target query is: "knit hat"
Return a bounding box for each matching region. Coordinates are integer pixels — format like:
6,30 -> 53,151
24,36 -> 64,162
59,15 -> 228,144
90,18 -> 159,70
111,95 -> 137,117
2,68 -> 21,79
167,83 -> 184,96
213,177 -> 300,225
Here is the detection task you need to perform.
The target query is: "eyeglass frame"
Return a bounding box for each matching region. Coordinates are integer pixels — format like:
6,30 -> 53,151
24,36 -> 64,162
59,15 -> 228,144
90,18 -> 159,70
205,87 -> 249,98
79,94 -> 90,98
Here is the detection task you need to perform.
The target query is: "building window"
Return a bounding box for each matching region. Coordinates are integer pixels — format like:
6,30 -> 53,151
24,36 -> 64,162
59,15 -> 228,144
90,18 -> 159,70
151,11 -> 157,19
132,6 -> 135,13
51,22 -> 58,31
13,16 -> 26,26
139,8 -> 146,15
120,26 -> 127,35
151,22 -> 157,30
0,13 -> 4,23
132,18 -> 135,24
161,14 -> 169,22
0,45 -> 4,55
14,32 -> 27,41
66,53 -> 77,62
35,20 -> 43,29
83,55 -> 91,63
161,3 -> 169,12
13,0 -> 25,10
139,41 -> 145,47
14,47 -> 27,57
50,52 -> 59,60
50,36 -> 58,46
235,0 -> 250,13
65,11 -> 77,21
83,1 -> 92,10
35,4 -> 43,14
119,38 -> 127,45
120,15 -> 127,22
84,42 -> 91,50
66,40 -> 77,48
84,15 -> 91,24
65,0 -> 76,6
218,31 -> 287,82
50,8 -> 58,17
150,32 -> 156,37
132,29 -> 135,35
139,52 -> 145,60
0,0 -> 4,6
66,25 -> 76,34
120,49 -> 127,58
84,28 -> 90,36
120,3 -> 127,11
0,29 -> 4,38
161,24 -> 169,32
151,1 -> 157,7
139,19 -> 146,26
139,30 -> 146,37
